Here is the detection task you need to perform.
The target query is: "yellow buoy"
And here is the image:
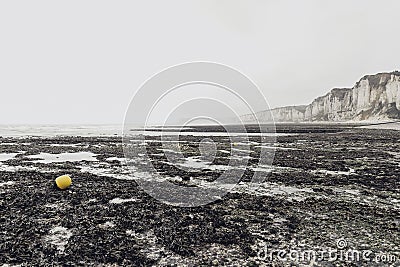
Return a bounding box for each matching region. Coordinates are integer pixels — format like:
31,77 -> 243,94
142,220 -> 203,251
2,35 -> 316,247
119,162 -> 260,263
55,175 -> 72,190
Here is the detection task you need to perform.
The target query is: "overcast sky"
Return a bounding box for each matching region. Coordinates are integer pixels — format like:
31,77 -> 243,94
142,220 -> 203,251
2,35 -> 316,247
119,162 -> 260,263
0,0 -> 399,124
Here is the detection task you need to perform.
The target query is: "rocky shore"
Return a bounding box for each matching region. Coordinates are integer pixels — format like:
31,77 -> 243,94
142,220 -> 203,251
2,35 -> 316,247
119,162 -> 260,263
0,125 -> 399,266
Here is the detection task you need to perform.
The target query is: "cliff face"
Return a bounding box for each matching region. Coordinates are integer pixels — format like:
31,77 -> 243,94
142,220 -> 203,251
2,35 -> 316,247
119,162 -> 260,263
241,71 -> 400,122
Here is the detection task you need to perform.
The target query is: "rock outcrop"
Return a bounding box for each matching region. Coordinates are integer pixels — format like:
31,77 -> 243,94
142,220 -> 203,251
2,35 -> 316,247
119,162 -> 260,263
241,71 -> 400,122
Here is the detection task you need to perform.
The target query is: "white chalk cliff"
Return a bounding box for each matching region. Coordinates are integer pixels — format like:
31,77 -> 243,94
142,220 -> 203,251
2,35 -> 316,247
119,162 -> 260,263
241,71 -> 400,122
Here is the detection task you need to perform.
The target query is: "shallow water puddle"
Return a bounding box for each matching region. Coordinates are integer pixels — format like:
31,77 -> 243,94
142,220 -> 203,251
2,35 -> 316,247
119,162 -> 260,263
129,130 -> 290,137
0,142 -> 18,146
28,152 -> 97,163
176,156 -> 229,171
254,145 -> 297,150
0,163 -> 40,172
109,197 -> 137,204
50,143 -> 82,147
202,181 -> 315,198
0,181 -> 15,187
0,153 -> 19,161
79,164 -> 136,180
312,168 -> 355,176
105,157 -> 126,162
